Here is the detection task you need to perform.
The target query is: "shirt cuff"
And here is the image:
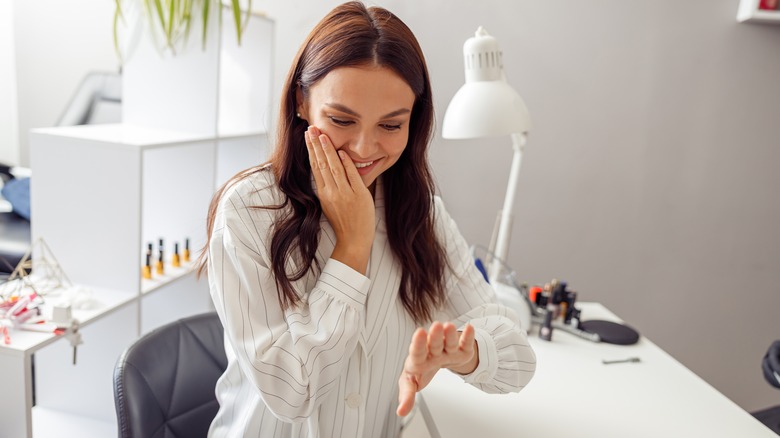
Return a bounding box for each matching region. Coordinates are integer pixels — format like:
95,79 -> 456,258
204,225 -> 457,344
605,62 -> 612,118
460,327 -> 498,385
314,258 -> 371,310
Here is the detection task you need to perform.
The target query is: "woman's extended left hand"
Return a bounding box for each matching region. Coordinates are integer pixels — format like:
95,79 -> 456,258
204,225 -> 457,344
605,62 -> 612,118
396,321 -> 478,417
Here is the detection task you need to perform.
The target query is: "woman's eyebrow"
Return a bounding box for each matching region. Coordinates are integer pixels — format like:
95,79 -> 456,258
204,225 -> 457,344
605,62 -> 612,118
325,103 -> 411,119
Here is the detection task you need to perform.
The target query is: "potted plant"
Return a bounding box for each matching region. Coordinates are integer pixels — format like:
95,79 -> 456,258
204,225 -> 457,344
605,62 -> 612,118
113,0 -> 270,137
114,0 -> 252,61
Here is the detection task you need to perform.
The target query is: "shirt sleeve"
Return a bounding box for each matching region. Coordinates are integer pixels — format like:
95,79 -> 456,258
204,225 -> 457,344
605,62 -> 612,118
432,196 -> 536,394
208,185 -> 369,422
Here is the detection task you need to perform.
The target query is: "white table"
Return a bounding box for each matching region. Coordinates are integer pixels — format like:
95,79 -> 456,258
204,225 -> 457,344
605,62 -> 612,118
418,302 -> 775,437
0,285 -> 135,438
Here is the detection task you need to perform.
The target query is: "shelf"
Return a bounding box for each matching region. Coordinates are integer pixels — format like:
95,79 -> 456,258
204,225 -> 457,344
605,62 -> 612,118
32,407 -> 114,438
31,124 -> 210,148
32,123 -> 268,148
737,0 -> 780,23
141,260 -> 198,295
5,11 -> 276,438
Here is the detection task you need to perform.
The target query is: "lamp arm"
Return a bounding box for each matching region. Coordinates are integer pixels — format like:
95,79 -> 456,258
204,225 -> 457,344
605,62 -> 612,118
488,133 -> 526,283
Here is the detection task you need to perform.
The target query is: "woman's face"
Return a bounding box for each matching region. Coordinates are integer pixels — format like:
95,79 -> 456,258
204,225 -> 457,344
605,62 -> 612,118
298,65 -> 416,189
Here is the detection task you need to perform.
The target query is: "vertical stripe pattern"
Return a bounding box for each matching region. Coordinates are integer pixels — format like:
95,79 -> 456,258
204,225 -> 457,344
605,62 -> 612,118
207,168 -> 535,438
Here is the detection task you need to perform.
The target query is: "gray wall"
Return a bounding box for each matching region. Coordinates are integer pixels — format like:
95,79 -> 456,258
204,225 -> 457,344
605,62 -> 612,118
261,0 -> 780,412
10,0 -> 780,413
440,0 -> 780,413
441,0 -> 780,412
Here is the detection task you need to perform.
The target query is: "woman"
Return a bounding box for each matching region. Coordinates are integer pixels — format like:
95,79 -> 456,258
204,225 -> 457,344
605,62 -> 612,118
201,2 -> 536,437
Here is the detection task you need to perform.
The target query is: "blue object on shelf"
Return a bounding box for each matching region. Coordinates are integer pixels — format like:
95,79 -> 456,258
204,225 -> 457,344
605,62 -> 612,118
1,177 -> 30,220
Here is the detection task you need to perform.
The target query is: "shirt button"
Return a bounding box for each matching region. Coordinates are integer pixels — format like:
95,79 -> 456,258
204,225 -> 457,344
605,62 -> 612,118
476,372 -> 490,383
346,393 -> 362,409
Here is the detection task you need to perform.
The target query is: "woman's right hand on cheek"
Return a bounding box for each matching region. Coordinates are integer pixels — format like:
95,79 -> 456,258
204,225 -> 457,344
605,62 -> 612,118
305,126 -> 375,273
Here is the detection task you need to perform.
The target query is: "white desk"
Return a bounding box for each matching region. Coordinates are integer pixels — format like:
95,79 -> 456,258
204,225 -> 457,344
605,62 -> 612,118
0,261 -> 211,437
0,285 -> 136,438
418,302 -> 775,437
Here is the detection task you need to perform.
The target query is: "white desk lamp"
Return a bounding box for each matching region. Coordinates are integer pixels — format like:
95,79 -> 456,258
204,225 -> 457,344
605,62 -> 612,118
442,26 -> 532,284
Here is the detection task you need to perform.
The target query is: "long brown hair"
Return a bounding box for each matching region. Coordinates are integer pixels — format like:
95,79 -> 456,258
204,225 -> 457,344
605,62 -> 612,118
199,1 -> 447,324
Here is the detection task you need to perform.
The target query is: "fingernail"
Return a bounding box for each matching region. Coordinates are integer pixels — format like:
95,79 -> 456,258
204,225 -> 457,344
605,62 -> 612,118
338,150 -> 346,160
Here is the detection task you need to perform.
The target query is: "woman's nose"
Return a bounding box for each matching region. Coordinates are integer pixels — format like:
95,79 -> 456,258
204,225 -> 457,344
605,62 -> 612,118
350,129 -> 378,158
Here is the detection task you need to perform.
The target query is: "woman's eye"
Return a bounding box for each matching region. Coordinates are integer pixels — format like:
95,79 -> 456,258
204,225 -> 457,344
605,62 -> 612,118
329,117 -> 353,126
381,124 -> 402,131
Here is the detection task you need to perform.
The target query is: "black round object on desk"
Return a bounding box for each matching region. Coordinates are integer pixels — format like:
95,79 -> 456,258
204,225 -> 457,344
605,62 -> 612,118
580,320 -> 640,345
762,340 -> 780,389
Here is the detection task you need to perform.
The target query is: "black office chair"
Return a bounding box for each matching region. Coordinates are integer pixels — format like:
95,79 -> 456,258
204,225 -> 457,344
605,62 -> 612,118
113,312 -> 227,438
753,341 -> 780,435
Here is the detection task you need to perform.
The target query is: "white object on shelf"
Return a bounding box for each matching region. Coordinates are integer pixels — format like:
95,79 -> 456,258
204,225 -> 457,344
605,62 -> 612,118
122,7 -> 274,137
219,13 -> 275,136
737,0 -> 780,23
120,2 -> 220,137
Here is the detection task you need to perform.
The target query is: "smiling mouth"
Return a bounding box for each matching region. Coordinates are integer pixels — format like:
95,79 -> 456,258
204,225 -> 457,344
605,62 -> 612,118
354,161 -> 374,168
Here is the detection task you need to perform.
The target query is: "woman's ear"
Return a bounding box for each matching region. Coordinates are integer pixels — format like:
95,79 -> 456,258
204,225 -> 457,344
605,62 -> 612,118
295,87 -> 308,121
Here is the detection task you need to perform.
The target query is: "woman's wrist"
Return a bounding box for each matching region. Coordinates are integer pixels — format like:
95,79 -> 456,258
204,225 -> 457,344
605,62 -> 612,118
331,243 -> 371,274
448,338 -> 479,375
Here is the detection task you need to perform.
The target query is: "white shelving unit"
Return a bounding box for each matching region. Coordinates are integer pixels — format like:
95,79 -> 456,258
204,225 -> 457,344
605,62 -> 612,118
24,123 -> 269,437
0,11 -> 274,438
738,0 -> 780,23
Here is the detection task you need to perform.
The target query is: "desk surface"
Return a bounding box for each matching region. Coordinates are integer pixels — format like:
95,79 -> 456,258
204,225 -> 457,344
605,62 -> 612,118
419,302 -> 774,438
0,284 -> 135,356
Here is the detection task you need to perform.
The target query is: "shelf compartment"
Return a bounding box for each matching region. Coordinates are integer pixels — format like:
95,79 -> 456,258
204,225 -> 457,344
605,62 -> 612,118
737,0 -> 780,23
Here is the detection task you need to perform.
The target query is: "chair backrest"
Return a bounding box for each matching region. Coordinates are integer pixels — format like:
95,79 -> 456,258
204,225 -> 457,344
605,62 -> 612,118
113,312 -> 227,438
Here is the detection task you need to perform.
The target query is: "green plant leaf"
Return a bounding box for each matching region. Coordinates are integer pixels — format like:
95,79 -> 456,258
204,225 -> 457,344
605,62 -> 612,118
201,0 -> 211,50
152,0 -> 169,47
166,0 -> 175,45
113,0 -> 124,64
113,0 -> 253,58
241,0 -> 252,36
231,0 -> 241,45
181,0 -> 192,48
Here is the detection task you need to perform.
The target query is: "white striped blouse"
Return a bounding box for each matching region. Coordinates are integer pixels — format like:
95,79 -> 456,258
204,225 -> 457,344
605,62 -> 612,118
207,167 -> 536,438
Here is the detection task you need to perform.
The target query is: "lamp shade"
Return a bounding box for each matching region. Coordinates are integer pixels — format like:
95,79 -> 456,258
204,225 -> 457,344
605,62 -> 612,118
442,27 -> 532,139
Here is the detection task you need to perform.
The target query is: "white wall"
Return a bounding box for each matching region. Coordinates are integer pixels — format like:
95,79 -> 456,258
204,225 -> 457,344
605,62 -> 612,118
258,0 -> 780,412
12,0 -> 118,166
0,0 -> 19,165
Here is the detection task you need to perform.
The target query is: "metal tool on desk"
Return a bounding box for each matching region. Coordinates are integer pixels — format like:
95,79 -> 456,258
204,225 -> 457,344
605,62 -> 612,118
471,246 -> 589,339
526,279 -> 640,344
470,245 -> 637,344
495,271 -> 596,342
